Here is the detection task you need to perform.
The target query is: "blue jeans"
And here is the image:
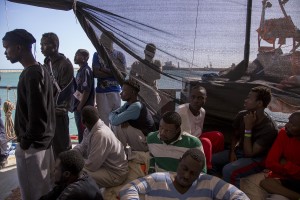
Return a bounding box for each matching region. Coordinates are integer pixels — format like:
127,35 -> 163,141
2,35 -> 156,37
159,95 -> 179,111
211,149 -> 265,188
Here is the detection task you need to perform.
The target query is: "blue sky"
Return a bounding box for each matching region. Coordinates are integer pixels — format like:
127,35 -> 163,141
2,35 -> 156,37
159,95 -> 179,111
0,1 -> 96,69
1,1 -> 299,70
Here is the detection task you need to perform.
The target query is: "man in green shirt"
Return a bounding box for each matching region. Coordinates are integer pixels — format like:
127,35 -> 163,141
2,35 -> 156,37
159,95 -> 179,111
147,111 -> 206,174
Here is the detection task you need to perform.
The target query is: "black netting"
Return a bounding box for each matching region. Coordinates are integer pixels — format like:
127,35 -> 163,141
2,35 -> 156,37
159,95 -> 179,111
8,0 -> 300,121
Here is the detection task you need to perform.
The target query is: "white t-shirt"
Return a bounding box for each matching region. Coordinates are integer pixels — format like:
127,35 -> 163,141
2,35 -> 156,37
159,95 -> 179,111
176,103 -> 205,138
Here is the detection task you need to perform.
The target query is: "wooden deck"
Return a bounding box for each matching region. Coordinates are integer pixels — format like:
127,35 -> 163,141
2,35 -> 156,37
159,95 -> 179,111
0,155 -> 19,200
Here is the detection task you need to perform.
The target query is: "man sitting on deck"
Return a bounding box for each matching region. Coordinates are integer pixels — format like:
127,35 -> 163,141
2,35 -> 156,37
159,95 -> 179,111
240,111 -> 300,200
119,148 -> 249,200
73,106 -> 128,188
147,111 -> 206,174
39,150 -> 103,200
109,79 -> 156,152
210,86 -> 278,188
176,84 -> 224,170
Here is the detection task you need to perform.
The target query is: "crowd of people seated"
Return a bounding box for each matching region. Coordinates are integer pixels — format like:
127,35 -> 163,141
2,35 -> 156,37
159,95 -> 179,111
2,28 -> 300,200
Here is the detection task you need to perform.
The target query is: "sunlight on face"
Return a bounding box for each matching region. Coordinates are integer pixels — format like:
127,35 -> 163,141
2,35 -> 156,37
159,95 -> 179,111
189,88 -> 206,111
2,40 -> 20,64
244,91 -> 260,111
175,155 -> 203,188
159,120 -> 179,143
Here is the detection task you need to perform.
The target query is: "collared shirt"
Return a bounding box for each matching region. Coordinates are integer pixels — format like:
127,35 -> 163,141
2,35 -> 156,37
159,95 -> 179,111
147,131 -> 206,173
73,119 -> 128,174
75,64 -> 95,107
120,172 -> 249,200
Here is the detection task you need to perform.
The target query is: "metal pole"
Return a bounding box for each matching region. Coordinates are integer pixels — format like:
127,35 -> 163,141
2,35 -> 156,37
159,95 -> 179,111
244,0 -> 253,70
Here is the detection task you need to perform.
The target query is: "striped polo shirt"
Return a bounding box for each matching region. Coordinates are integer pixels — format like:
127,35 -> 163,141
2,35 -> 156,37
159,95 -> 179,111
147,131 -> 206,173
119,172 -> 249,200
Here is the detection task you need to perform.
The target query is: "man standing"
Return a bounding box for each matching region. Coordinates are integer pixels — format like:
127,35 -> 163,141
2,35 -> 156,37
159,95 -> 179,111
73,106 -> 128,188
92,31 -> 126,126
211,86 -> 278,188
147,111 -> 206,174
73,49 -> 94,143
130,43 -> 162,112
120,148 -> 249,200
41,32 -> 74,158
109,79 -> 156,152
3,29 -> 55,200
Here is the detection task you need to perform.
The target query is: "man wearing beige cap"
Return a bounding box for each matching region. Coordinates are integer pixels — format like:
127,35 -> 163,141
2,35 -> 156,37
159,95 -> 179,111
130,43 -> 162,113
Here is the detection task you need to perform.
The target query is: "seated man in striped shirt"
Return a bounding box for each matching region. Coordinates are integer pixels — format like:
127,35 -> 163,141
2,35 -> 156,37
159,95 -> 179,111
119,148 -> 249,200
147,111 -> 206,173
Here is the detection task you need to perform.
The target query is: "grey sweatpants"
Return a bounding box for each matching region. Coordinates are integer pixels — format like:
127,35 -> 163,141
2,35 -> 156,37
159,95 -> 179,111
15,144 -> 54,200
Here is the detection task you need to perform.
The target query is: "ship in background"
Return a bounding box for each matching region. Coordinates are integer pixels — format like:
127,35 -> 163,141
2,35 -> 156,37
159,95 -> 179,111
2,0 -> 300,137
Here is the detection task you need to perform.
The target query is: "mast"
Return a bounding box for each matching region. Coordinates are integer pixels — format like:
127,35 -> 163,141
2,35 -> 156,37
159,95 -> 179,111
244,0 -> 253,71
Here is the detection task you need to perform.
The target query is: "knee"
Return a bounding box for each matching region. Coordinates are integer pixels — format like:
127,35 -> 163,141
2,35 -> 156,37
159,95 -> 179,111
216,131 -> 224,140
260,177 -> 280,191
222,163 -> 235,177
199,138 -> 212,149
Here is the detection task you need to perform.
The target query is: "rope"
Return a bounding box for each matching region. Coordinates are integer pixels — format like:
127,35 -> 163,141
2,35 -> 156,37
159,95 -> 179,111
191,0 -> 200,68
4,0 -> 9,31
3,100 -> 15,140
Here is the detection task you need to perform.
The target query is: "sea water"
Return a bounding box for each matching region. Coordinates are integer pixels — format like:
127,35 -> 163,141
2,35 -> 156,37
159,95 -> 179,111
1,0 -> 298,134
0,69 -> 210,135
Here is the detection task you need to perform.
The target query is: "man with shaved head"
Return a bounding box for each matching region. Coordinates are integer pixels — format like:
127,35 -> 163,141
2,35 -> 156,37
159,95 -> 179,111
73,106 -> 128,188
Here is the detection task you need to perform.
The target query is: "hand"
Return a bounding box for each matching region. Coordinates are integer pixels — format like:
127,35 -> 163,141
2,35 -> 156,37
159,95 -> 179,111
76,105 -> 82,111
20,138 -> 31,150
244,111 -> 256,130
121,122 -> 129,128
280,157 -> 287,165
55,107 -> 67,115
148,168 -> 155,174
229,151 -> 237,162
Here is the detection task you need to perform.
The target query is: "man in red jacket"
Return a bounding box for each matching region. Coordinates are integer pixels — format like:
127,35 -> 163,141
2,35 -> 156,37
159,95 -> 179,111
241,111 -> 300,200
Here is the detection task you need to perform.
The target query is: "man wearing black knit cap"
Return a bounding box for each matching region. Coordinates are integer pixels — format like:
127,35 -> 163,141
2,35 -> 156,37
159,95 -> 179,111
3,29 -> 55,200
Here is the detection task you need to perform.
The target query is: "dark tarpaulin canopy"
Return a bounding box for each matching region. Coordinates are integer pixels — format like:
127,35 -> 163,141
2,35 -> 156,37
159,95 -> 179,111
7,0 -> 300,127
7,0 -> 181,116
8,0 -> 73,11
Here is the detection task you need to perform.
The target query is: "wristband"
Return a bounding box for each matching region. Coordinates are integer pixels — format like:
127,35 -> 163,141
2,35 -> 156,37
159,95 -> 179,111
244,130 -> 252,134
244,133 -> 252,137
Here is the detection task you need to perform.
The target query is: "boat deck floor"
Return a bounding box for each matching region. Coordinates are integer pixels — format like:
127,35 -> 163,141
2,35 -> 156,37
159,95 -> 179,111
0,155 -> 19,200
